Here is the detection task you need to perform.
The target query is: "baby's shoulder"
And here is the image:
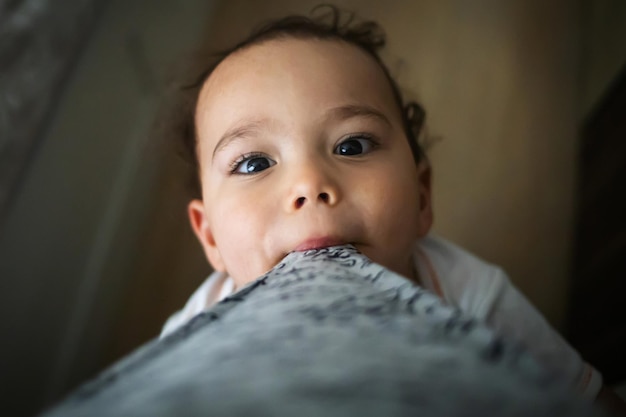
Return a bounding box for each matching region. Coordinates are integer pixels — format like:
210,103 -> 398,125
417,235 -> 511,318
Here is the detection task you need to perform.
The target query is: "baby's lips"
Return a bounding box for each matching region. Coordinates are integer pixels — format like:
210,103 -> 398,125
293,236 -> 348,252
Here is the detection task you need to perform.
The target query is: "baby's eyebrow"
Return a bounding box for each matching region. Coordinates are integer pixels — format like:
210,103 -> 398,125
212,105 -> 390,161
324,104 -> 392,127
212,119 -> 270,161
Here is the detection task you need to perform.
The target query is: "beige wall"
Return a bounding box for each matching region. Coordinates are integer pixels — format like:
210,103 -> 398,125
194,0 -> 581,328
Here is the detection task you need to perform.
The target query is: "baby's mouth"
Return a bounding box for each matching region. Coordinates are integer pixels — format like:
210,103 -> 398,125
293,237 -> 350,252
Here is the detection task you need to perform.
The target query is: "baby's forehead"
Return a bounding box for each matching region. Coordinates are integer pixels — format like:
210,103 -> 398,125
194,37 -> 404,156
200,37 -> 398,111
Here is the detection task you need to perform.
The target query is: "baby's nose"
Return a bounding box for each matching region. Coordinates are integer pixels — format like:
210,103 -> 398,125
294,192 -> 332,209
286,165 -> 340,212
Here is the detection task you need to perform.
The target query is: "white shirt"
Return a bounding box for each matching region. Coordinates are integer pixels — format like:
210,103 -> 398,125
161,234 -> 602,399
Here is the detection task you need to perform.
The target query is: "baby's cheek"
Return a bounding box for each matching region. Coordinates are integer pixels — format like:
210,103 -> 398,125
218,207 -> 250,243
212,202 -> 268,281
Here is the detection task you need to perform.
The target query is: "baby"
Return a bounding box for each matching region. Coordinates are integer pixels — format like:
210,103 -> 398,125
161,5 -> 624,412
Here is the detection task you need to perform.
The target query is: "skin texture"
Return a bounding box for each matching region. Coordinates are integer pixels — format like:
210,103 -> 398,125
189,38 -> 433,289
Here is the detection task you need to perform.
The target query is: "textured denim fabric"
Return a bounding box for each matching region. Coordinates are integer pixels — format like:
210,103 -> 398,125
41,246 -> 606,416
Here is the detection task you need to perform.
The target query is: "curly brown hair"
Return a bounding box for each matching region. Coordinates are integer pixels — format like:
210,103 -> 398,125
170,4 -> 426,199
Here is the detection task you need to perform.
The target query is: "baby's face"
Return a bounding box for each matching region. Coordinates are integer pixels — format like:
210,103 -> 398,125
190,38 -> 432,287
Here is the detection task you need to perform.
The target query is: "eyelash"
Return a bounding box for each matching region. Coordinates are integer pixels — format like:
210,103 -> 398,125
334,133 -> 379,155
228,152 -> 270,175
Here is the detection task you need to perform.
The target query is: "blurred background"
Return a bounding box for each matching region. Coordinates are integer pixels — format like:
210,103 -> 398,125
1,0 -> 625,416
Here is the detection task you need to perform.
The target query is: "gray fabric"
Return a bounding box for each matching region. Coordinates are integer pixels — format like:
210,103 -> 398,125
41,246 -> 606,416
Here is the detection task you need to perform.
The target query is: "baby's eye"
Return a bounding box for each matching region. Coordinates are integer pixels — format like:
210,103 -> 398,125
334,135 -> 377,156
231,153 -> 276,175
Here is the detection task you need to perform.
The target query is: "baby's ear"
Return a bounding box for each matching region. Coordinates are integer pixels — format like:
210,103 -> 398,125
188,200 -> 226,272
416,160 -> 434,237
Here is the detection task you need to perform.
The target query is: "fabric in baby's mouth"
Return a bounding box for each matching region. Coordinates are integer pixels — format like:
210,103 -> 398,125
41,245 -> 605,417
